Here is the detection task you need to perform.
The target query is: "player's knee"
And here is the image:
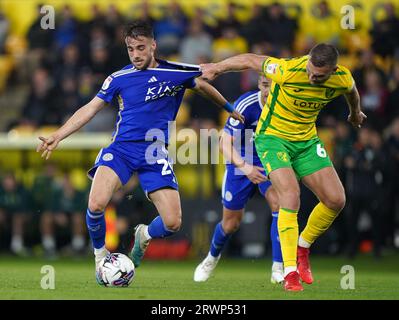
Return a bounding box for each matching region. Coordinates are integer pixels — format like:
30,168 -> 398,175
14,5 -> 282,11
279,187 -> 300,209
222,218 -> 241,234
324,193 -> 346,212
268,197 -> 280,213
88,196 -> 107,213
163,216 -> 182,232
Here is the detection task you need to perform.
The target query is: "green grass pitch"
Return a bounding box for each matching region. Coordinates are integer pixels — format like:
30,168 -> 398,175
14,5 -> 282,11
0,254 -> 398,300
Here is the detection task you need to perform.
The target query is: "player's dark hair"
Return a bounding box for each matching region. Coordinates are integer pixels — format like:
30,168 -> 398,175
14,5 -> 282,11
309,43 -> 339,67
123,20 -> 154,39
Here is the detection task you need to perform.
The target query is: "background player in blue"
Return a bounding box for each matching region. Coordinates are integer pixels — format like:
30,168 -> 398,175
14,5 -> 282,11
36,20 -> 244,284
194,75 -> 284,284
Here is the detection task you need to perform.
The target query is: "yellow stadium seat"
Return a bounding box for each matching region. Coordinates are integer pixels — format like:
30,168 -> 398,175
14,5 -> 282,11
175,165 -> 199,197
0,150 -> 22,171
69,168 -> 89,191
0,55 -> 14,92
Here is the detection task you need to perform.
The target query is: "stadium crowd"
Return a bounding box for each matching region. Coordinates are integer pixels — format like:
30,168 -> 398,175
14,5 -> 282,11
0,1 -> 399,258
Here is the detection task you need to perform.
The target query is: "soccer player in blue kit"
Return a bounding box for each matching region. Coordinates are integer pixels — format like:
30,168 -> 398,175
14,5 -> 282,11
36,21 -> 244,284
194,75 -> 284,284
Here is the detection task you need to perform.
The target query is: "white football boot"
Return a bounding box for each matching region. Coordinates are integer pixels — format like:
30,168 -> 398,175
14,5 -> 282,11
194,253 -> 221,282
270,261 -> 285,284
94,246 -> 109,285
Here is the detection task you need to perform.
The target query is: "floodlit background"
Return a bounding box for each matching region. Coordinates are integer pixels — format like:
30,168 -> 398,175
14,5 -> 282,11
0,0 -> 398,264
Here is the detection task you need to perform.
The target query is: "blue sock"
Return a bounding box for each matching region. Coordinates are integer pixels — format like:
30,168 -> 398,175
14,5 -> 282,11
148,216 -> 175,238
86,208 -> 106,249
271,211 -> 283,263
210,222 -> 231,257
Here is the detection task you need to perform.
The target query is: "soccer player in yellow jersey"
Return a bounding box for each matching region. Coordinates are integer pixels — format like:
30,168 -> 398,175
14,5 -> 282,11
201,44 -> 367,291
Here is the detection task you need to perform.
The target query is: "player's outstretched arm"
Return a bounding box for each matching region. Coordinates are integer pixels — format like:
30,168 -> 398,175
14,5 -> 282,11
36,96 -> 107,160
219,131 -> 267,184
191,78 -> 245,123
200,54 -> 268,81
344,85 -> 367,128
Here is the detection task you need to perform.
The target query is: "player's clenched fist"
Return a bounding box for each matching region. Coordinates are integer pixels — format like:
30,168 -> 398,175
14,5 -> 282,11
347,111 -> 367,128
200,63 -> 221,81
36,135 -> 60,160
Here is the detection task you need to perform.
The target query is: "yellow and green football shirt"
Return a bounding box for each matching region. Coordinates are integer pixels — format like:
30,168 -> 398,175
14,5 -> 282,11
256,55 -> 354,141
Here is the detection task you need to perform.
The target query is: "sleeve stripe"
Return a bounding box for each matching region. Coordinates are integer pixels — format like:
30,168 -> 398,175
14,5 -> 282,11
235,92 -> 258,109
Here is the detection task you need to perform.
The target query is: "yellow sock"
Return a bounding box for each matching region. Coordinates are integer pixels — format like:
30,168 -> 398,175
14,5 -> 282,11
278,208 -> 299,268
300,202 -> 340,245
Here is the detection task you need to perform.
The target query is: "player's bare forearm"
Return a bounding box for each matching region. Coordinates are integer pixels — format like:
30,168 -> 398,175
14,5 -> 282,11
344,85 -> 361,114
219,132 -> 245,168
201,54 -> 267,81
344,85 -> 367,128
219,131 -> 267,183
218,53 -> 267,73
37,97 -> 106,159
53,97 -> 106,141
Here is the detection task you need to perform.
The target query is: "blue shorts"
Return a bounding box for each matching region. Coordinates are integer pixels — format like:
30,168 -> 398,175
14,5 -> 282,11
88,141 -> 178,196
221,165 -> 272,210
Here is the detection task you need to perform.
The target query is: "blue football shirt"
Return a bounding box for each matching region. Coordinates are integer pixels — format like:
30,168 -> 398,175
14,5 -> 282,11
97,59 -> 201,144
223,90 -> 264,166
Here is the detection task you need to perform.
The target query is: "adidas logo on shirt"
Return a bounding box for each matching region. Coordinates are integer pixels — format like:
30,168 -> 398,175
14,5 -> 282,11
148,76 -> 158,83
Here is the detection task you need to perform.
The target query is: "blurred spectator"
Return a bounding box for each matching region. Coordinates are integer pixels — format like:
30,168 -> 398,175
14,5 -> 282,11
0,10 -> 9,54
109,24 -> 131,71
333,121 -> 355,172
0,173 -> 29,255
359,70 -> 389,129
104,4 -> 125,37
262,2 -> 298,52
154,2 -> 188,56
189,59 -> 221,131
386,61 -> 399,119
77,67 -> 97,105
213,2 -> 241,38
344,128 -> 388,258
307,0 -> 340,47
54,5 -> 79,51
136,0 -> 156,26
212,27 -> 248,61
27,4 -> 55,52
89,44 -> 113,82
21,67 -> 59,127
179,21 -> 212,64
386,117 -> 399,247
241,4 -> 267,47
54,43 -> 81,81
55,75 -> 81,123
370,2 -> 399,58
52,175 -> 87,254
31,163 -> 60,258
352,49 -> 387,92
25,4 -> 55,77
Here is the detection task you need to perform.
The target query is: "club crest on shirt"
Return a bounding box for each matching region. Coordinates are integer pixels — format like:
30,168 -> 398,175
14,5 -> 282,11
277,151 -> 289,162
101,76 -> 113,90
266,63 -> 278,74
102,153 -> 114,161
